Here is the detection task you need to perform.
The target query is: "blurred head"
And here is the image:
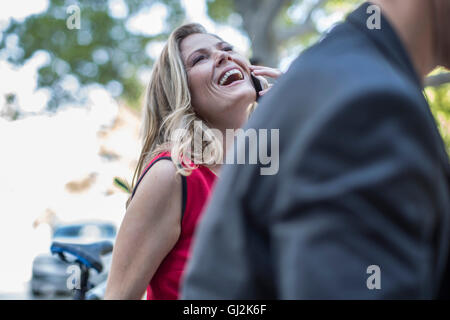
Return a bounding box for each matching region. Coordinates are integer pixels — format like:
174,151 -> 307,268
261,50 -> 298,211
432,0 -> 450,68
128,23 -> 256,204
372,0 -> 450,73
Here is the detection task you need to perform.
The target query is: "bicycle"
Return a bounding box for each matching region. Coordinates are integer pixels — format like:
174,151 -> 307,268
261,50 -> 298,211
50,240 -> 113,300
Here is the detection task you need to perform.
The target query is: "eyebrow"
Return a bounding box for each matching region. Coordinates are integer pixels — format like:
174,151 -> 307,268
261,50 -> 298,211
185,41 -> 230,64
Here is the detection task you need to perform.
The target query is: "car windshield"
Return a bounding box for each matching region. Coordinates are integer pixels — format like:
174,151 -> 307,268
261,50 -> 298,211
53,224 -> 116,238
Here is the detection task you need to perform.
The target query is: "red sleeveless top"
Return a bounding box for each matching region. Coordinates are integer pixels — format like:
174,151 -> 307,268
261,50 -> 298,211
130,151 -> 217,300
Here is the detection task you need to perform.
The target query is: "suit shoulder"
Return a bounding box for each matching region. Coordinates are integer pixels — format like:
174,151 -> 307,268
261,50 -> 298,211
285,20 -> 419,102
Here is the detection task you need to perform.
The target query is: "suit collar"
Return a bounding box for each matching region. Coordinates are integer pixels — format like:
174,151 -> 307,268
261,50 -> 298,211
346,2 -> 423,89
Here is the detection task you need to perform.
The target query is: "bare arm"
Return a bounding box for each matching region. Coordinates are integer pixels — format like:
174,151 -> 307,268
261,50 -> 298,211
104,160 -> 182,299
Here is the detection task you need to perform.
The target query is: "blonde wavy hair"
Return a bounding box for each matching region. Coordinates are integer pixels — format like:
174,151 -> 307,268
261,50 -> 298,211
127,23 -> 256,208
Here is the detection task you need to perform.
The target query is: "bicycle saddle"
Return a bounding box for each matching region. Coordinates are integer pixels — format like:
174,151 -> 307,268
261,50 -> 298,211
50,241 -> 113,273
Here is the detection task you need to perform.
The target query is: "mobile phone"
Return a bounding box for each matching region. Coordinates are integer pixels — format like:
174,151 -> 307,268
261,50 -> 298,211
251,73 -> 263,102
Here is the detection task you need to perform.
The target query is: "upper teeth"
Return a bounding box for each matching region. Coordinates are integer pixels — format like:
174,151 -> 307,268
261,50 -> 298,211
219,69 -> 243,85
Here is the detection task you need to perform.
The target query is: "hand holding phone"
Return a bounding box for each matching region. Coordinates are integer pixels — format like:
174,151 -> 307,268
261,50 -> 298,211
249,65 -> 282,101
251,73 -> 264,101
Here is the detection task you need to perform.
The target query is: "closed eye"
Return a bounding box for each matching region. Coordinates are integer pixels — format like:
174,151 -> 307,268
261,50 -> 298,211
192,54 -> 206,65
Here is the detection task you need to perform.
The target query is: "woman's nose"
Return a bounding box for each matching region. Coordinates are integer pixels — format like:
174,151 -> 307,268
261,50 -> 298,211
215,51 -> 233,67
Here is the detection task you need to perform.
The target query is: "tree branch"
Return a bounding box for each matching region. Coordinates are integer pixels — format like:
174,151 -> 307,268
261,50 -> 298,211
277,0 -> 329,42
236,0 -> 288,37
259,0 -> 290,33
277,21 -> 316,42
425,72 -> 450,87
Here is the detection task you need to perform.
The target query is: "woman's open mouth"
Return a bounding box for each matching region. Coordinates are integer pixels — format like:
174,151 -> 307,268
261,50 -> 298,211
218,68 -> 244,86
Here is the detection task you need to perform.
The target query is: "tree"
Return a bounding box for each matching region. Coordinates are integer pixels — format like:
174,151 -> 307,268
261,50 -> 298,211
207,0 -> 358,67
0,0 -> 185,110
1,0 -> 448,114
206,0 -> 450,153
426,69 -> 450,155
206,0 -> 450,86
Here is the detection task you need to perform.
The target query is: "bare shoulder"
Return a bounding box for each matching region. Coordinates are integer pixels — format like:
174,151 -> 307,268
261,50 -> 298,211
107,158 -> 183,299
128,159 -> 182,218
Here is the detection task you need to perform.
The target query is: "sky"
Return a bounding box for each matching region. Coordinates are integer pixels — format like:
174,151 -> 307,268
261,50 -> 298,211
0,0 -> 51,114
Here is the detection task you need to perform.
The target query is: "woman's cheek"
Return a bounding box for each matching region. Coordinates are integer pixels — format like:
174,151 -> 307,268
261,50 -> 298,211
190,71 -> 210,95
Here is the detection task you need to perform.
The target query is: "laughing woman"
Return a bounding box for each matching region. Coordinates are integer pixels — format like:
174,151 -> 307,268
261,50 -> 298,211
104,23 -> 281,300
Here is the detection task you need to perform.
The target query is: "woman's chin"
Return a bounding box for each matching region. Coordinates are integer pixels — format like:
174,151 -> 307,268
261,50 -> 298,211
219,85 -> 256,103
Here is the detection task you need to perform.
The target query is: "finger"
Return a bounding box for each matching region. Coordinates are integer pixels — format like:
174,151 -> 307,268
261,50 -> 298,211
251,68 -> 282,79
249,65 -> 276,74
252,67 -> 282,75
249,65 -> 281,72
254,74 -> 269,89
249,64 -> 282,75
258,86 -> 272,96
249,64 -> 266,69
259,89 -> 269,96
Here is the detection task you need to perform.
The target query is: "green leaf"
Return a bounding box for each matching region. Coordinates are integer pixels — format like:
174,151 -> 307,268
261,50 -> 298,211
114,177 -> 131,193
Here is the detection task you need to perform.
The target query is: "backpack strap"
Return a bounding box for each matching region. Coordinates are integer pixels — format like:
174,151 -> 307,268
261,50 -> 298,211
131,156 -> 187,221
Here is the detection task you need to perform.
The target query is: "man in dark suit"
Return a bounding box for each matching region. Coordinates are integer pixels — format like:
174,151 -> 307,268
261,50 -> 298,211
182,1 -> 450,299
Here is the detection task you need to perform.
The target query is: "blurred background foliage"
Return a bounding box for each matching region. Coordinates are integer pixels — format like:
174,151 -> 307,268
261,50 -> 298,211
1,0 -> 449,152
426,68 -> 450,155
0,0 -> 185,110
